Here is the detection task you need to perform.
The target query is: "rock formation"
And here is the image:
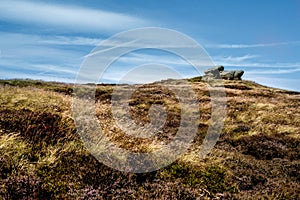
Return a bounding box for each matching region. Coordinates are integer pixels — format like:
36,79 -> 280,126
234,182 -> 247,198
202,66 -> 244,81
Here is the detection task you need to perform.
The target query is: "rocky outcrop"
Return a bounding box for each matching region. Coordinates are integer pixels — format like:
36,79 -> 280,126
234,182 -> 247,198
202,66 -> 222,81
202,66 -> 244,81
222,70 -> 244,80
220,70 -> 244,80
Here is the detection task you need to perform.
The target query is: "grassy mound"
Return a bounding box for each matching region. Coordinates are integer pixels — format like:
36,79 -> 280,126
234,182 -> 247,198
0,79 -> 299,199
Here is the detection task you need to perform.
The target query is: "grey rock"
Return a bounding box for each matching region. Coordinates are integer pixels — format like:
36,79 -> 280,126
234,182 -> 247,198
204,66 -> 224,75
201,66 -> 244,81
217,65 -> 225,72
203,66 -> 224,81
220,70 -> 244,80
233,70 -> 244,80
220,71 -> 235,80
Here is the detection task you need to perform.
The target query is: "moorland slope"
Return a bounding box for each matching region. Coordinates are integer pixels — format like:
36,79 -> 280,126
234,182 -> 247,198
0,79 -> 299,199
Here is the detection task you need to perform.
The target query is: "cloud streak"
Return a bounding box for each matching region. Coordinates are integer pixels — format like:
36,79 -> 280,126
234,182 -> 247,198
0,0 -> 147,33
205,41 -> 300,49
244,75 -> 300,91
246,68 -> 300,75
213,54 -> 300,69
213,54 -> 259,63
0,32 -> 103,47
39,36 -> 103,46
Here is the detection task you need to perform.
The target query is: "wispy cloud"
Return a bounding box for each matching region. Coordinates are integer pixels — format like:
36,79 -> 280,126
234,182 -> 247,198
205,41 -> 300,49
213,54 -> 259,63
213,54 -> 300,69
246,68 -> 300,75
0,32 -> 103,47
0,0 -> 147,33
218,60 -> 300,69
117,52 -> 189,66
0,32 -> 86,82
244,75 -> 300,91
39,36 -> 103,46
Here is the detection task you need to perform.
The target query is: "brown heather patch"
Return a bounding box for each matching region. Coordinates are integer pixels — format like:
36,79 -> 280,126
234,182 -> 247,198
0,79 -> 299,199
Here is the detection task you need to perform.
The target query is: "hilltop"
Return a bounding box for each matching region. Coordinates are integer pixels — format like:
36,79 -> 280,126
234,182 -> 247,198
0,78 -> 299,199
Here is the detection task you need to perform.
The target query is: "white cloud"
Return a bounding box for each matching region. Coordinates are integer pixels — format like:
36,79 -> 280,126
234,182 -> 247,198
116,52 -> 190,66
0,0 -> 147,33
39,36 -> 103,46
0,32 -> 86,60
213,54 -> 259,64
205,41 -> 300,49
246,68 -> 300,75
219,60 -> 300,69
0,32 -> 103,47
0,32 -> 85,82
212,54 -> 300,69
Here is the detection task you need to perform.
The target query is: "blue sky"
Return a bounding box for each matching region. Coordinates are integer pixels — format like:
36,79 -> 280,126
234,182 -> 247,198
0,0 -> 300,91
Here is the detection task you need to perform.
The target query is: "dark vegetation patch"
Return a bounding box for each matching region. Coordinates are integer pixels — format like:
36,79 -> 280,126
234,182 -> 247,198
223,155 -> 300,199
277,90 -> 300,95
232,124 -> 251,133
0,109 -> 76,146
0,79 -> 74,95
161,163 -> 236,194
95,87 -> 113,102
224,83 -> 252,90
245,89 -> 278,98
228,134 -> 300,160
188,76 -> 202,82
0,174 -> 52,199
